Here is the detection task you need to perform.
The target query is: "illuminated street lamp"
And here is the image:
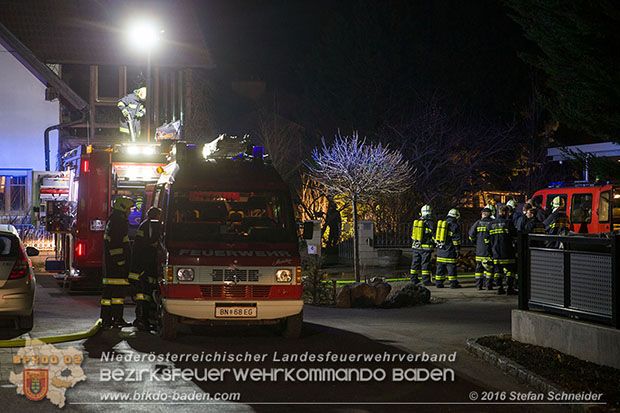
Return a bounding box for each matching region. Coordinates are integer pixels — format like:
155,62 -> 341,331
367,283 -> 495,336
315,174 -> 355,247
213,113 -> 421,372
126,19 -> 162,142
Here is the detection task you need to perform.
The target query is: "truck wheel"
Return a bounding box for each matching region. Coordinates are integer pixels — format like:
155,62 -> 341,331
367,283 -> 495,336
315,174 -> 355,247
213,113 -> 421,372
19,310 -> 34,331
158,306 -> 177,340
282,311 -> 303,339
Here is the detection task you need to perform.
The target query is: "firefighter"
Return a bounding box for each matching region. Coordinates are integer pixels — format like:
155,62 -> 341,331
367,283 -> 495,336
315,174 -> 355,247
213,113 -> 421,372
489,205 -> 518,295
101,196 -> 135,329
468,207 -> 494,290
523,204 -> 546,247
410,204 -> 435,286
543,196 -> 570,248
513,201 -> 530,232
506,199 -> 519,224
434,208 -> 462,289
130,207 -> 162,332
323,200 -> 341,250
485,202 -> 497,219
531,198 -> 548,222
117,86 -> 146,141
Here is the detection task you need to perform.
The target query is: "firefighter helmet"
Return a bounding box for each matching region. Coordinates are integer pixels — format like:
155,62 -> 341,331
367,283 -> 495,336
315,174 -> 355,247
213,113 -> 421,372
420,205 -> 432,217
506,199 -> 517,210
135,87 -> 147,101
113,196 -> 135,212
485,204 -> 496,216
447,208 -> 460,219
552,196 -> 565,209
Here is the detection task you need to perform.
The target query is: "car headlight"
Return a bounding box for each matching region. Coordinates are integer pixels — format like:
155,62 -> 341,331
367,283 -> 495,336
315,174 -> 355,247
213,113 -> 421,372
177,268 -> 195,281
276,269 -> 292,283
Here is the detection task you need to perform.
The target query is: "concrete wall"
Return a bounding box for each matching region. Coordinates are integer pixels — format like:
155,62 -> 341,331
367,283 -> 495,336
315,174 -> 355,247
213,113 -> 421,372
512,309 -> 620,370
0,44 -> 59,171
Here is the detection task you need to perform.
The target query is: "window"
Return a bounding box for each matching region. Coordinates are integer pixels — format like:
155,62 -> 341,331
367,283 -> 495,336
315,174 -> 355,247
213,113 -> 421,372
0,176 -> 5,212
613,188 -> 620,231
10,176 -> 26,212
168,191 -> 295,243
545,194 -> 566,211
531,195 -> 543,210
0,235 -> 17,257
0,175 -> 28,213
599,191 -> 610,223
96,66 -> 121,101
61,64 -> 90,101
570,193 -> 592,224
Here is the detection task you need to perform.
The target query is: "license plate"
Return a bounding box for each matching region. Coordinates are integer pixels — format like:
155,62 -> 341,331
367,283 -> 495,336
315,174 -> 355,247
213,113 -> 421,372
215,306 -> 257,318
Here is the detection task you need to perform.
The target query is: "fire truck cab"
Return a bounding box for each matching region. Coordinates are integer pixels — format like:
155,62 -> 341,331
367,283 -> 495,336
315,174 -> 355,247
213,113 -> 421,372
47,143 -> 168,288
531,182 -> 620,234
152,137 -> 303,339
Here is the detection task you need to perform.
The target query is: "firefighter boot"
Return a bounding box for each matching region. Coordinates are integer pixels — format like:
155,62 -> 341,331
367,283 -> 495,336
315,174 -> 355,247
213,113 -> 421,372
475,278 -> 483,290
506,277 -> 517,295
100,302 -> 113,329
485,277 -> 494,291
497,277 -> 506,295
111,303 -> 132,328
450,281 -> 461,289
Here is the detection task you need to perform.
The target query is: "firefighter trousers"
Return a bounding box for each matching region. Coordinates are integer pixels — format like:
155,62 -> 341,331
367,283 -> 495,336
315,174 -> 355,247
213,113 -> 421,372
436,259 -> 458,287
474,257 -> 494,290
493,262 -> 516,291
411,249 -> 432,284
134,276 -> 157,324
100,277 -> 129,323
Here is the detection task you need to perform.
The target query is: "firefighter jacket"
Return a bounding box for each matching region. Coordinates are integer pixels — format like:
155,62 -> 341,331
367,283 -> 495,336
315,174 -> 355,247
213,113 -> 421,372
489,216 -> 517,263
536,207 -> 548,223
523,216 -> 546,247
524,216 -> 546,235
411,218 -> 435,251
436,217 -> 461,258
513,213 -> 526,232
129,219 -> 161,282
117,92 -> 146,134
543,209 -> 570,248
103,210 -> 131,279
468,217 -> 494,258
543,209 -> 570,236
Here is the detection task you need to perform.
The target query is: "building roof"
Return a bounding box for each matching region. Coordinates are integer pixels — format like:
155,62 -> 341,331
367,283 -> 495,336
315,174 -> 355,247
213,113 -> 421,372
547,142 -> 620,161
0,0 -> 214,69
0,23 -> 88,110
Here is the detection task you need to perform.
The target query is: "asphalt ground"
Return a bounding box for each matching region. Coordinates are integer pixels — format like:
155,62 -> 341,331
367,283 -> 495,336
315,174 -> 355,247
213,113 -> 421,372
0,266 -> 574,412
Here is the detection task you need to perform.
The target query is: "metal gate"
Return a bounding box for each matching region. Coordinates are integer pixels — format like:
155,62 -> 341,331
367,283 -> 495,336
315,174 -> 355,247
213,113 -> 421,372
518,233 -> 619,328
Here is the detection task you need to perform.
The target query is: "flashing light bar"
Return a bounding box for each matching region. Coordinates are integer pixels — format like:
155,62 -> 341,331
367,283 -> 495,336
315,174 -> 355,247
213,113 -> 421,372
121,144 -> 158,156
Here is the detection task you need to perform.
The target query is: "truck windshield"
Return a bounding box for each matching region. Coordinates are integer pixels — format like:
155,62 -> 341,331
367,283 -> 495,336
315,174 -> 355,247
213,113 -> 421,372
167,190 -> 296,243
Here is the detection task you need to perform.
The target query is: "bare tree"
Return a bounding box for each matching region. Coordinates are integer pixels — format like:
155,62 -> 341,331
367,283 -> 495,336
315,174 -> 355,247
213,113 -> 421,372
306,131 -> 412,281
383,95 -> 516,212
257,106 -> 305,181
182,69 -> 214,142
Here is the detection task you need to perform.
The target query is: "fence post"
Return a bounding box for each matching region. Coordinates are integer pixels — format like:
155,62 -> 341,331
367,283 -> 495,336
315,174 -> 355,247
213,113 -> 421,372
614,235 -> 619,329
517,232 -> 529,310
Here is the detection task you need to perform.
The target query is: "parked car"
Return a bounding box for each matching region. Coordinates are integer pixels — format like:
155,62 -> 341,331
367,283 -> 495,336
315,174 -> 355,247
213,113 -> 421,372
0,224 -> 38,330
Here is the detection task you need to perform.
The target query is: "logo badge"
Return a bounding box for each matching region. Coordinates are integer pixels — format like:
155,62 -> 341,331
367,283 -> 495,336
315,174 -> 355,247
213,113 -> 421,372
23,369 -> 49,401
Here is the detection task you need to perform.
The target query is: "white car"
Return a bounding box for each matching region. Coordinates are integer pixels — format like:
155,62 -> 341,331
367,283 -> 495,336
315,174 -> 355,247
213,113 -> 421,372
0,224 -> 38,330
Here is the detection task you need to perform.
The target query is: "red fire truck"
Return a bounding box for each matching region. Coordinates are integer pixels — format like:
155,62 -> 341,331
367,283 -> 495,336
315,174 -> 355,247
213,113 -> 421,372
45,143 -> 168,288
151,137 -> 303,339
531,181 -> 620,233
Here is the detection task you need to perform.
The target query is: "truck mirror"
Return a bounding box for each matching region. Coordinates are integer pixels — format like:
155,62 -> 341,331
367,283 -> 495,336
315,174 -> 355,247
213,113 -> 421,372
302,221 -> 314,239
26,246 -> 40,257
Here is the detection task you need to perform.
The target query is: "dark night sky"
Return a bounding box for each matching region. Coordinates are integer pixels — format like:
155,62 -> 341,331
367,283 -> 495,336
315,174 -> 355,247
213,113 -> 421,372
197,0 -> 533,128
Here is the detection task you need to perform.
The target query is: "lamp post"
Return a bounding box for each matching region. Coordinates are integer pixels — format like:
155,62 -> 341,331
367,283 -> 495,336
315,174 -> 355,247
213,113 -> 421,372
127,20 -> 161,142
